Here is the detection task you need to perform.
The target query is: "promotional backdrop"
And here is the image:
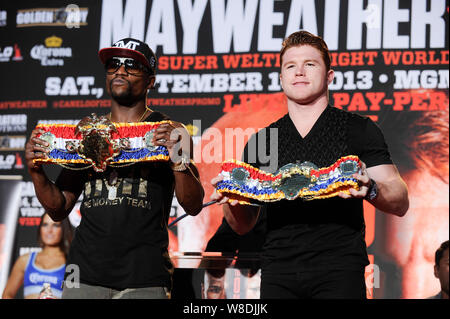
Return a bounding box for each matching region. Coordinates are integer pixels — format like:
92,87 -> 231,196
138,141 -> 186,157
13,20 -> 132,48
0,0 -> 448,299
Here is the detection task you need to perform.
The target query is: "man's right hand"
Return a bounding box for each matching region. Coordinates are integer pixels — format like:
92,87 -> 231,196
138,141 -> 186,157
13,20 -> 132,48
25,128 -> 49,172
210,175 -> 240,206
210,175 -> 260,235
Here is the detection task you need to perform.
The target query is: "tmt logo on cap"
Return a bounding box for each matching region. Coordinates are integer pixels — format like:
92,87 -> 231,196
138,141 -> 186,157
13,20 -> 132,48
98,38 -> 157,74
112,39 -> 141,50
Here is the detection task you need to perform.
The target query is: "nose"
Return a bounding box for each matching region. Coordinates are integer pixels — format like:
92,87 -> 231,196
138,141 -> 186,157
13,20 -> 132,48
295,65 -> 305,76
115,64 -> 128,76
42,226 -> 52,235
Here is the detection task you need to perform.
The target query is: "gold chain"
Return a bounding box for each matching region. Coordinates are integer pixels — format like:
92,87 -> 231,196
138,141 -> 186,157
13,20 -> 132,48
108,106 -> 153,122
57,163 -> 93,171
109,162 -> 138,168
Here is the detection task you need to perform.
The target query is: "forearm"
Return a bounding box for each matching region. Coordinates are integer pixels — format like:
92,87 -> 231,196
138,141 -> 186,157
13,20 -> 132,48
2,256 -> 26,299
223,203 -> 260,235
2,292 -> 14,299
369,178 -> 409,217
25,129 -> 78,221
1,285 -> 18,299
1,283 -> 18,299
1,281 -> 21,299
174,165 -> 205,216
28,168 -> 69,221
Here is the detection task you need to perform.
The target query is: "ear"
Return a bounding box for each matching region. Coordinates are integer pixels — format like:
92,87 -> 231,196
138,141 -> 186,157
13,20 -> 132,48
147,75 -> 156,90
434,265 -> 439,279
327,69 -> 335,85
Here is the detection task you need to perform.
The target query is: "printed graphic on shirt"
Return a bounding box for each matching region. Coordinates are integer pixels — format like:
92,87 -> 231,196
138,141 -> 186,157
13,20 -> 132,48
82,172 -> 151,210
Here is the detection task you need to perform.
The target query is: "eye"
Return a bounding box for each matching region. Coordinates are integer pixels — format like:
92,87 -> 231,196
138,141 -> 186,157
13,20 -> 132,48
208,286 -> 222,293
105,59 -> 121,71
110,59 -> 121,67
125,59 -> 140,70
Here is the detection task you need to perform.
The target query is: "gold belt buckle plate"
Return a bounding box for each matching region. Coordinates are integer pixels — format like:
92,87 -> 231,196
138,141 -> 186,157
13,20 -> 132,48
75,113 -> 121,172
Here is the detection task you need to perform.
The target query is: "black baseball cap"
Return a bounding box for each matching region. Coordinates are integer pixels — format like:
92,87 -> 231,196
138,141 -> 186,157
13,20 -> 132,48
98,38 -> 157,74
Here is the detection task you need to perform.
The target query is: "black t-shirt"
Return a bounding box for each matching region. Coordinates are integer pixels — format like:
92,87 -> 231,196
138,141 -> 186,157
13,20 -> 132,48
242,105 -> 392,273
61,111 -> 175,289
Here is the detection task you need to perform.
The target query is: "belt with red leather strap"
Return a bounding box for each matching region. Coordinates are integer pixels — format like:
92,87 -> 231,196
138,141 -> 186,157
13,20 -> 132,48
215,156 -> 362,204
33,113 -> 170,172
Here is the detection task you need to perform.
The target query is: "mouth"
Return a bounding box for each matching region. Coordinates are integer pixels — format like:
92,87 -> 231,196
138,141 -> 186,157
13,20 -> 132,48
292,81 -> 309,86
44,236 -> 56,242
111,77 -> 129,86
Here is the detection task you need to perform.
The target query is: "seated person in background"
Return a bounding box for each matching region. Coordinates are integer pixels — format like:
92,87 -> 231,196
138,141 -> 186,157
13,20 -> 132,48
200,210 -> 266,299
428,240 -> 449,299
201,271 -> 227,299
2,212 -> 73,299
204,210 -> 266,270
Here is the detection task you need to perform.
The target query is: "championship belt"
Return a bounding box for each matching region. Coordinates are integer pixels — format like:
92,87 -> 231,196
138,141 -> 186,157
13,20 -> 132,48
215,156 -> 362,204
33,113 -> 170,172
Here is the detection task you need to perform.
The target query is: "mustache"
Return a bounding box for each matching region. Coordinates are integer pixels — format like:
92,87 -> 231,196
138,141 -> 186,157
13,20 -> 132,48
110,76 -> 130,87
109,77 -> 141,106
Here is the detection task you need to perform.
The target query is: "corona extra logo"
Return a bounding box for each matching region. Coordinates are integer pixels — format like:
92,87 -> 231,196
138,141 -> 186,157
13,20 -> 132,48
45,36 -> 62,48
30,37 -> 72,66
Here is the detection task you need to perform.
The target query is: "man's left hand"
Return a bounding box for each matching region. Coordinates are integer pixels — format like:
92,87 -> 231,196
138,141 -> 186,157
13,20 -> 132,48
152,122 -> 191,165
338,161 -> 371,199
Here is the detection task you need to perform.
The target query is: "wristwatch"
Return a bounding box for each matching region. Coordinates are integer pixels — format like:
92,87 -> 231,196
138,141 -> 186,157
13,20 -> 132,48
171,154 -> 190,172
365,178 -> 378,201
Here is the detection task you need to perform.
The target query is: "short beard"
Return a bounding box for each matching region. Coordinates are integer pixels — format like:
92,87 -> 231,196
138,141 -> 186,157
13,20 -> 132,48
109,81 -> 142,106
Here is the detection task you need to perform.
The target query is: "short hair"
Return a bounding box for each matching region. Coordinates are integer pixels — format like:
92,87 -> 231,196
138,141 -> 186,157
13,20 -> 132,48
435,240 -> 449,267
280,30 -> 331,71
